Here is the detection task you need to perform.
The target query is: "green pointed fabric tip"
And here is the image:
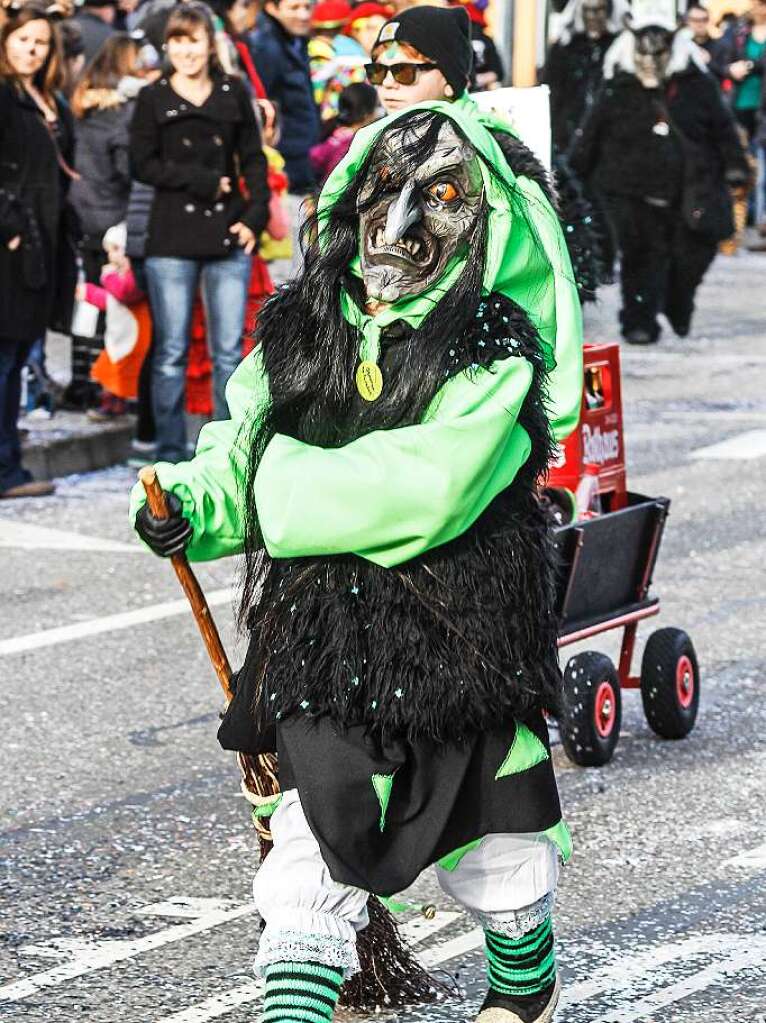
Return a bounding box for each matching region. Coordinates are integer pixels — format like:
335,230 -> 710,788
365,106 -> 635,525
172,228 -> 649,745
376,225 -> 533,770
544,818 -> 573,863
437,838 -> 483,872
371,771 -> 396,832
495,723 -> 550,780
251,793 -> 283,820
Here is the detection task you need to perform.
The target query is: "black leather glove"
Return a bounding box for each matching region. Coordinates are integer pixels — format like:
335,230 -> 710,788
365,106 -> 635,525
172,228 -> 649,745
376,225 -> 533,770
135,492 -> 193,558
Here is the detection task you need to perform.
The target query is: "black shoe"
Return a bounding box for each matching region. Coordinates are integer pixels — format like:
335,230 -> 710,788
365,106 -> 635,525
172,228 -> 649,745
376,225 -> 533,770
665,310 -> 691,337
475,978 -> 561,1023
623,328 -> 658,345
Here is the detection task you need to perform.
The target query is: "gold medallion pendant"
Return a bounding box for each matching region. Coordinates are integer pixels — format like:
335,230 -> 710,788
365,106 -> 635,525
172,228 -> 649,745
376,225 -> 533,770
356,360 -> 383,402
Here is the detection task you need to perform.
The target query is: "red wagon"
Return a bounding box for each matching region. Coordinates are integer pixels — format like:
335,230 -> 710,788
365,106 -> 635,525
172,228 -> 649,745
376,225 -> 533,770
547,344 -> 700,766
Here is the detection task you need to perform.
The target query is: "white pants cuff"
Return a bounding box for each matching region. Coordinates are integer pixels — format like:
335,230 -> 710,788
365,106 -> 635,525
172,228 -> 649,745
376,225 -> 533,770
254,909 -> 360,977
470,891 -> 555,938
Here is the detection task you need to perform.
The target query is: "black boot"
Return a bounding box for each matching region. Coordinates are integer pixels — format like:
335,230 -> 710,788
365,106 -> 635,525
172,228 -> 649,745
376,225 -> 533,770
475,977 -> 561,1023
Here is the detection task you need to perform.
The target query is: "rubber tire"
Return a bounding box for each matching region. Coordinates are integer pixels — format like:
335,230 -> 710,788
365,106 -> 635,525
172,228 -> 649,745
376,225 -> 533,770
640,628 -> 700,739
559,651 -> 622,767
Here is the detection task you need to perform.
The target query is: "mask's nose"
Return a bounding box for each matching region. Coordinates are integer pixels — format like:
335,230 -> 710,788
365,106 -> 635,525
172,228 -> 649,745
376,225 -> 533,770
384,180 -> 422,246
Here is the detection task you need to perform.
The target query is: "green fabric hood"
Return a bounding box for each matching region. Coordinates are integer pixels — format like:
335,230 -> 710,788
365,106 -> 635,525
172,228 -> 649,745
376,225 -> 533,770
316,93 -> 583,391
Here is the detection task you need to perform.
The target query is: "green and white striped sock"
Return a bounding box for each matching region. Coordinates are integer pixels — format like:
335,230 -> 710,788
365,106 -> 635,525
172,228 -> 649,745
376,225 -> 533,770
484,916 -> 556,998
262,961 -> 343,1023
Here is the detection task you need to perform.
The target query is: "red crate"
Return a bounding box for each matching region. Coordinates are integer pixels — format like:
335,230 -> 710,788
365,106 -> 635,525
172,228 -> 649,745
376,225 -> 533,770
548,342 -> 627,511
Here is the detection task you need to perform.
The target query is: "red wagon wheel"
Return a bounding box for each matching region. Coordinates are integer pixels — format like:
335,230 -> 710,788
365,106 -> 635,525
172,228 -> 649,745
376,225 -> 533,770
559,651 -> 622,767
641,629 -> 700,739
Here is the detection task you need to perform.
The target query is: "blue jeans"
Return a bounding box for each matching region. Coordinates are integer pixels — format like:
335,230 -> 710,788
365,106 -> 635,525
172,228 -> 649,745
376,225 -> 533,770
145,249 -> 252,463
0,337 -> 34,493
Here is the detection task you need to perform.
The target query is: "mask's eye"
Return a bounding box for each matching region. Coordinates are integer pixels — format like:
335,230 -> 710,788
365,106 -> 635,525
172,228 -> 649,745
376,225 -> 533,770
426,181 -> 459,203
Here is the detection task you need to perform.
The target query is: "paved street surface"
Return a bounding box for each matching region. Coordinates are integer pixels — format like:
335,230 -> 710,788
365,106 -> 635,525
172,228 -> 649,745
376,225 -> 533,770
2,249 -> 765,1023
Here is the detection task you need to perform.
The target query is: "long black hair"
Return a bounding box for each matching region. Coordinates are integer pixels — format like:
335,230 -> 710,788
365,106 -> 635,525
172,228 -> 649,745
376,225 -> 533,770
237,109 -> 562,624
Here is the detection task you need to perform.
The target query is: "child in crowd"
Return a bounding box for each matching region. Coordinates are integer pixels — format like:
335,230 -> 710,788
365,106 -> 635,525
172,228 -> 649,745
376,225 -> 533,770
309,82 -> 381,183
76,222 -> 151,421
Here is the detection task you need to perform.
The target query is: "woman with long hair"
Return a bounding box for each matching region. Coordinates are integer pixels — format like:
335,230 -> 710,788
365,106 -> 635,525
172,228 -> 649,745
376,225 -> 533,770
67,33 -> 145,411
0,2 -> 77,498
129,2 -> 269,463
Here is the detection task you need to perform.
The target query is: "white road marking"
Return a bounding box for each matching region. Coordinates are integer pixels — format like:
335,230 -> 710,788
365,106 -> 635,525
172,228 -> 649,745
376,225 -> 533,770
561,933 -> 766,1015
420,926 -> 482,968
724,838 -> 766,869
142,897 -> 240,919
618,351 -> 766,368
0,588 -> 234,658
0,519 -> 138,553
691,429 -> 766,461
583,939 -> 766,1022
0,899 -> 252,1002
156,980 -> 265,1023
658,410 -> 766,423
399,910 -> 460,946
6,897 -> 766,1021
155,913 -> 466,1023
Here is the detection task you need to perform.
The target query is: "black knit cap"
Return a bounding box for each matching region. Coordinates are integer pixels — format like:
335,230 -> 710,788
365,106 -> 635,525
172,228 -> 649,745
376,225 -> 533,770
373,5 -> 472,98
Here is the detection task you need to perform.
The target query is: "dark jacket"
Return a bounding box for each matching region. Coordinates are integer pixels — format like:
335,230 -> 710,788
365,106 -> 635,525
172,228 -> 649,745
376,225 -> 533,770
69,79 -> 143,244
570,69 -> 749,240
125,179 -> 154,260
695,35 -> 725,81
543,32 -> 616,152
248,14 -> 320,193
129,73 -> 269,259
714,20 -> 766,92
717,21 -> 766,141
130,0 -> 177,53
71,10 -> 115,64
0,83 -> 78,343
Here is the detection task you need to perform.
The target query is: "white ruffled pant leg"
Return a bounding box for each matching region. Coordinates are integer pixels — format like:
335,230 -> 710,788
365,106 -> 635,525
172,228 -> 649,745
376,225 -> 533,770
435,832 -> 560,937
252,789 -> 370,979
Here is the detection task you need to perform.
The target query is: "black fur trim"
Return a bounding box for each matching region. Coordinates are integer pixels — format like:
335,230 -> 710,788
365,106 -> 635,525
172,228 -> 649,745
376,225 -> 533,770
489,129 -> 603,303
240,294 -> 561,745
488,129 -> 559,212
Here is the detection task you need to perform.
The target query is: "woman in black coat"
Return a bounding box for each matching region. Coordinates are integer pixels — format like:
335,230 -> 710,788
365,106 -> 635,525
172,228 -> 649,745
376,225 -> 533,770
129,2 -> 269,464
570,27 -> 749,344
0,4 -> 77,498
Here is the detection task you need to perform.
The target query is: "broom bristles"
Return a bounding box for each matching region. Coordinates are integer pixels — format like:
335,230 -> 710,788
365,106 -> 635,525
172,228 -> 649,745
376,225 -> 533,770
341,895 -> 453,1010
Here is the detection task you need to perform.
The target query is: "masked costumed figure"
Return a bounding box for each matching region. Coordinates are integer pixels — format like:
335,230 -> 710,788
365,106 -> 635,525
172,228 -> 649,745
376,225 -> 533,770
131,95 -> 582,1023
542,0 -> 628,285
544,0 -> 627,153
570,9 -> 749,343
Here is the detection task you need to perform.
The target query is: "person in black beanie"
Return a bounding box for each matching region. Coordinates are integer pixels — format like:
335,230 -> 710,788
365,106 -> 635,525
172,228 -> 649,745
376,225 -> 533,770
366,5 -> 473,111
365,4 -> 603,304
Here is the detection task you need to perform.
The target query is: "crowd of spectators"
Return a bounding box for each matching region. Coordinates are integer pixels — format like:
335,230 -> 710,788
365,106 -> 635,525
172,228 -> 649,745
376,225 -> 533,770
1,0 -> 765,497
0,0 -> 504,499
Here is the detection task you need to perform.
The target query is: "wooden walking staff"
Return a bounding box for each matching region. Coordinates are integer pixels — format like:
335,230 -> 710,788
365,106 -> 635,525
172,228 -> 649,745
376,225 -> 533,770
138,467 -> 445,1011
138,466 -> 279,852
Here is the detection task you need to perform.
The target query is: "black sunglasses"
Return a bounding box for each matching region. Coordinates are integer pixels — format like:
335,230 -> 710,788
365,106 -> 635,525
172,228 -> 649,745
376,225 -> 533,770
365,61 -> 439,86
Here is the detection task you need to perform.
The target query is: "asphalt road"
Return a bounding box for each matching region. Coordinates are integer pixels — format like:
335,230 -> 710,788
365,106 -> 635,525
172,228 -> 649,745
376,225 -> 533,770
1,249 -> 765,1023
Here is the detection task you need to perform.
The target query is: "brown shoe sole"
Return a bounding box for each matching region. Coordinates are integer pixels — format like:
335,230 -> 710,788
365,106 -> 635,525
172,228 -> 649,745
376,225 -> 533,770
0,481 -> 56,498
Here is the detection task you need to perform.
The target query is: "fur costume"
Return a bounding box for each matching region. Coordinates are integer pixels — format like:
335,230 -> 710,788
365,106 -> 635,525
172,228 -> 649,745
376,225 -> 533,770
571,28 -> 749,341
131,94 -> 583,1021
